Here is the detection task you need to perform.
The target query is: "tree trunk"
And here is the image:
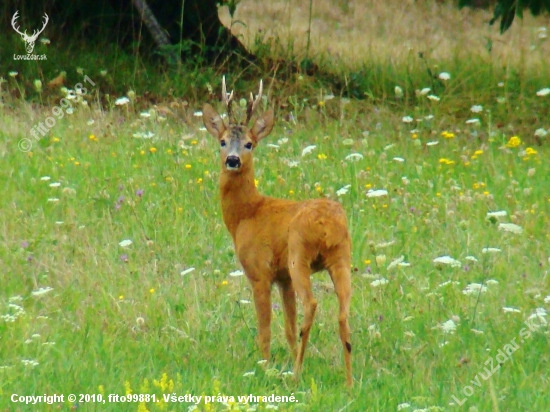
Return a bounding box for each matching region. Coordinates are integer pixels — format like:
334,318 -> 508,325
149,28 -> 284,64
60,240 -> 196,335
1,0 -> 254,65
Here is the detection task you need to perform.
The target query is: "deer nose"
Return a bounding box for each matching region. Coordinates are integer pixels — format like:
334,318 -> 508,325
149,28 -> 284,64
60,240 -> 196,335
225,155 -> 241,169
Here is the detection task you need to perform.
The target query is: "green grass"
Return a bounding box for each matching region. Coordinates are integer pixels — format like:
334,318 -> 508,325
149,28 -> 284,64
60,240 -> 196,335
1,76 -> 549,411
1,15 -> 550,409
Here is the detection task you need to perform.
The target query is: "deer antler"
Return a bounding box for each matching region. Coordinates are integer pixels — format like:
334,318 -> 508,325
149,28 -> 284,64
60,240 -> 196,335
31,13 -> 49,40
222,76 -> 234,123
245,80 -> 263,125
11,11 -> 27,38
11,11 -> 49,41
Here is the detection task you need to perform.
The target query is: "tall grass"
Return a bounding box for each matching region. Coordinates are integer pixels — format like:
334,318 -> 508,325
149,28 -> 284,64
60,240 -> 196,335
1,1 -> 549,411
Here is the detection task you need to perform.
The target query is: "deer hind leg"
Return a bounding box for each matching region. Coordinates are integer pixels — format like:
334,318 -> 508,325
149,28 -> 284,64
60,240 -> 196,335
250,279 -> 272,362
278,279 -> 297,359
328,259 -> 353,387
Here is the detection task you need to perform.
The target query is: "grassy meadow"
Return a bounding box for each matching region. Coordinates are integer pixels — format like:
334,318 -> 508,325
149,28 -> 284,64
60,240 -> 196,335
1,0 -> 550,411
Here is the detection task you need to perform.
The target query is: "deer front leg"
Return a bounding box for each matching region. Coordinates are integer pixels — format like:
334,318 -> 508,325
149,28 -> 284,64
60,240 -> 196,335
278,279 -> 297,359
250,279 -> 272,362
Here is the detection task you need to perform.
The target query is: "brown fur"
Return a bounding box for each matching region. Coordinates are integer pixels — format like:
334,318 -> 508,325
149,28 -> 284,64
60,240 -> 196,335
203,90 -> 353,386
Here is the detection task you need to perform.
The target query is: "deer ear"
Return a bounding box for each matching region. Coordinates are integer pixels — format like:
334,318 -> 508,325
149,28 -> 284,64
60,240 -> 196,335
251,108 -> 274,142
202,104 -> 226,139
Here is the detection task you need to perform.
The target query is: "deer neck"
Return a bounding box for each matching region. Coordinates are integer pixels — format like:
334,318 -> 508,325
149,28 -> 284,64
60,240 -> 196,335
219,162 -> 263,238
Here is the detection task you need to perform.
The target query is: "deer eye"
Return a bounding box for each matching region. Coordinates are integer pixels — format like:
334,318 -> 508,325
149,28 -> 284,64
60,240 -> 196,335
220,140 -> 226,147
244,142 -> 253,150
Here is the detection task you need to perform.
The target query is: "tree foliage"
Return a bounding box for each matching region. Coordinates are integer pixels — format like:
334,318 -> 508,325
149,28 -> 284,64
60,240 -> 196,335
459,0 -> 550,33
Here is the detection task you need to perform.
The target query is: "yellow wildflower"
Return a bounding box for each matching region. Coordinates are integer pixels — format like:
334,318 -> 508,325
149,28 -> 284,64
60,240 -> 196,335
124,380 -> 132,396
506,136 -> 521,148
149,147 -> 157,153
185,164 -> 192,169
317,153 -> 327,160
525,147 -> 537,155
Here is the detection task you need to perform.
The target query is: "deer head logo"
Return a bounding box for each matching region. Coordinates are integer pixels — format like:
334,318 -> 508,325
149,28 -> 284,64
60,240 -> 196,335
11,11 -> 49,54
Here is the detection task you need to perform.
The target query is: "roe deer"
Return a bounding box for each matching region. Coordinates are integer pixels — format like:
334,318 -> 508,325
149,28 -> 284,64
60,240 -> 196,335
202,78 -> 352,386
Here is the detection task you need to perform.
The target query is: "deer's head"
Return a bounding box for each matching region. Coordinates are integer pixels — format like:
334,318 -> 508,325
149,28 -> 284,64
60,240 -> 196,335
203,77 -> 274,172
12,11 -> 49,54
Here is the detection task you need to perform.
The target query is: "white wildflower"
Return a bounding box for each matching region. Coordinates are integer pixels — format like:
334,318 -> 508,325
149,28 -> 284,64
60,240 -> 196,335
31,287 -> 53,297
395,86 -> 404,98
336,185 -> 351,196
375,240 -> 395,249
40,176 -> 51,181
502,307 -> 521,313
433,256 -> 461,268
527,308 -> 547,325
229,270 -> 244,277
387,256 -> 404,271
366,189 -> 388,198
47,198 -> 59,202
426,141 -> 439,146
470,105 -> 483,113
193,111 -> 203,117
419,88 -> 431,95
482,247 -> 501,253
534,128 -> 548,137
437,280 -> 451,288
371,278 -> 389,287
345,153 -> 363,161
115,97 -> 130,106
427,95 -> 440,101
466,118 -> 480,124
441,319 -> 457,334
465,256 -> 478,262
49,182 -> 61,188
398,403 -> 411,410
462,283 -> 488,295
536,88 -> 550,97
243,371 -> 255,377
132,132 -> 155,139
402,116 -> 414,123
439,72 -> 451,80
180,267 -> 195,276
498,222 -> 523,234
301,145 -> 316,156
486,210 -> 507,218
393,157 -> 405,162
119,239 -> 132,248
